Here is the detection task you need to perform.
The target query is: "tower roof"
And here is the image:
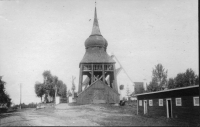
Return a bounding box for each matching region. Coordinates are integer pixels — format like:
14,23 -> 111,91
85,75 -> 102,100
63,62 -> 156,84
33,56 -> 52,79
85,7 -> 108,49
80,47 -> 115,64
80,5 -> 114,64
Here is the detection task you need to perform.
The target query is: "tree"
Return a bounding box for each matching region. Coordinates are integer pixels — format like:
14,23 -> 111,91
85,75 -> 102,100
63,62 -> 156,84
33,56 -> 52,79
43,70 -> 53,83
57,80 -> 67,98
43,71 -> 56,102
34,82 -> 44,102
34,71 -> 67,103
172,68 -> 198,88
184,68 -> 196,86
167,68 -> 198,89
174,73 -> 185,88
147,64 -> 168,92
147,81 -> 159,92
167,78 -> 175,89
0,76 -> 12,107
61,84 -> 67,98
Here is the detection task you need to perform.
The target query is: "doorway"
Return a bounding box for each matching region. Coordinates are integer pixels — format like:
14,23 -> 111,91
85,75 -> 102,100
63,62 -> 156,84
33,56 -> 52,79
166,98 -> 172,118
144,100 -> 147,114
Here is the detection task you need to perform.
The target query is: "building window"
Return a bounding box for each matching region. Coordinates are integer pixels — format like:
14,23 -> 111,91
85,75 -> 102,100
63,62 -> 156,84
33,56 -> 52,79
193,97 -> 199,106
176,98 -> 182,106
139,100 -> 142,106
159,99 -> 163,106
149,100 -> 153,106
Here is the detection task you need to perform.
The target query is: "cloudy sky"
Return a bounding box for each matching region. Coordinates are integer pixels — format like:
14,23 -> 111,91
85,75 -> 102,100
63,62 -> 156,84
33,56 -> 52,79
0,0 -> 198,104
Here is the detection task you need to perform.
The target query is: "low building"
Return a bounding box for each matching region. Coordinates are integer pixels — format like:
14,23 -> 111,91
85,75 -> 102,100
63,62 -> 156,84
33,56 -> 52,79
135,85 -> 199,123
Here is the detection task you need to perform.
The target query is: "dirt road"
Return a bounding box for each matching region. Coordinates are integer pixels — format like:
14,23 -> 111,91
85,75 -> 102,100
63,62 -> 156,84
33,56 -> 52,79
0,108 -> 98,126
0,103 -> 199,126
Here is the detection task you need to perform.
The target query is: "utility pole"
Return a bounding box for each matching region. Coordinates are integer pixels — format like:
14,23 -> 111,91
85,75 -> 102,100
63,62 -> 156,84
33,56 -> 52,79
19,84 -> 22,109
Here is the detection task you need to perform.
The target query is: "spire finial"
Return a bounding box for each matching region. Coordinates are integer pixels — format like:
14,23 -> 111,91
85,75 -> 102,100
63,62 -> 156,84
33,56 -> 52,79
95,1 -> 96,7
91,2 -> 101,35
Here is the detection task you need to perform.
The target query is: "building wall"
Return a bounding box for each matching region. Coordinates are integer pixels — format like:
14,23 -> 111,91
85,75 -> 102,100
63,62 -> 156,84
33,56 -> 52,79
138,98 -> 167,117
172,96 -> 199,123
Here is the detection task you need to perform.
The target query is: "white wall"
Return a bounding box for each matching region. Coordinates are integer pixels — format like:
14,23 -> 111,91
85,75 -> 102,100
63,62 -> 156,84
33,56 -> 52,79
55,96 -> 60,105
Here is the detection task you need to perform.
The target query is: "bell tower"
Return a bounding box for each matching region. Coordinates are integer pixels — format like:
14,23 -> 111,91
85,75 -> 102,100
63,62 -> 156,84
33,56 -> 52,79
77,5 -> 119,104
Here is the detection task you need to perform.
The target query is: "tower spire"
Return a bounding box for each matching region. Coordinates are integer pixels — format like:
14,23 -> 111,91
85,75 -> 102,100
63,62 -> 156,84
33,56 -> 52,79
91,2 -> 101,36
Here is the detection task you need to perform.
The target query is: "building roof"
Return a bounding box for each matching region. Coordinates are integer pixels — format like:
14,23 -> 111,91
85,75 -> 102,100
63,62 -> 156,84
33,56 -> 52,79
135,85 -> 199,96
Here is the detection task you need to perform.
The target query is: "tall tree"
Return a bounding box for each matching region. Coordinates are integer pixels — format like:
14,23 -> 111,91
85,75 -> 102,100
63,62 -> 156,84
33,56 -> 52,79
0,76 -> 12,107
147,64 -> 168,92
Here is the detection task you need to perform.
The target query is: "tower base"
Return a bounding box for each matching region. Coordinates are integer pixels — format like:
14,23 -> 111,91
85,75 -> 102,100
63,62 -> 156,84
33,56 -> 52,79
77,80 -> 120,104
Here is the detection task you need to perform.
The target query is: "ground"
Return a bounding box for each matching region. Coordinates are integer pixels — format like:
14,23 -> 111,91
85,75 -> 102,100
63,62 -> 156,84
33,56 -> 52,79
0,103 -> 199,126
